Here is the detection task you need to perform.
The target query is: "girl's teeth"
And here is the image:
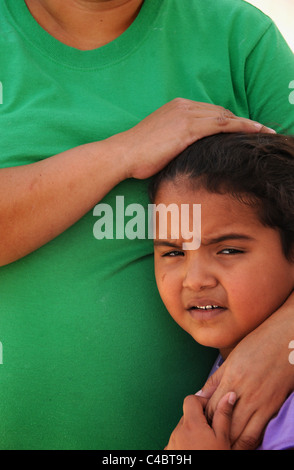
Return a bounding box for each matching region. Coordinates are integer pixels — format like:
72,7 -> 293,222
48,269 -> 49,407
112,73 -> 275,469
196,305 -> 219,310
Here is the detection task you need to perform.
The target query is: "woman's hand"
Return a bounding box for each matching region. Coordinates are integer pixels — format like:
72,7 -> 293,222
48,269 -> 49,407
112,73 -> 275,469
198,292 -> 294,450
165,392 -> 236,450
0,98 -> 275,266
116,98 -> 275,180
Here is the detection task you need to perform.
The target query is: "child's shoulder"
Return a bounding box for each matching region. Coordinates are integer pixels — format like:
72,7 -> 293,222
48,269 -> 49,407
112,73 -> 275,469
258,391 -> 294,450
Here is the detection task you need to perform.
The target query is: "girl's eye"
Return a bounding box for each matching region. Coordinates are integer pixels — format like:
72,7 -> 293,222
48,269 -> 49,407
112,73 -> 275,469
218,248 -> 244,255
162,250 -> 184,257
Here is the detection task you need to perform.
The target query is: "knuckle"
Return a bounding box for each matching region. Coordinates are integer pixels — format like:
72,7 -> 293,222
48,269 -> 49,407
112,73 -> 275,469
257,124 -> 267,133
215,108 -> 235,125
183,394 -> 195,410
173,97 -> 190,110
172,97 -> 183,103
237,435 -> 260,450
206,372 -> 220,388
166,433 -> 176,449
178,120 -> 195,144
220,406 -> 233,420
216,112 -> 231,125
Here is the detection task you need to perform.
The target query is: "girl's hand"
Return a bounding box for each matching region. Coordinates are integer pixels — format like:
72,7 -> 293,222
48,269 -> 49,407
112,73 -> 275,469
116,98 -> 275,180
165,392 -> 236,450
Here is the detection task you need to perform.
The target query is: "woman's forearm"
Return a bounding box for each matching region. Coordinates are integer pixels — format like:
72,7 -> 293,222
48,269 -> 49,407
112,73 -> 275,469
0,137 -> 128,266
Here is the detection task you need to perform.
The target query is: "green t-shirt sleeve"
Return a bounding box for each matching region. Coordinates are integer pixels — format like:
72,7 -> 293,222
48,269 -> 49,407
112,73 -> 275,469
245,21 -> 294,134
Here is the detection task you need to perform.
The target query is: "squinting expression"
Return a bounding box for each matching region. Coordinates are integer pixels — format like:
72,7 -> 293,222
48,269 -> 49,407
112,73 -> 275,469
154,182 -> 294,358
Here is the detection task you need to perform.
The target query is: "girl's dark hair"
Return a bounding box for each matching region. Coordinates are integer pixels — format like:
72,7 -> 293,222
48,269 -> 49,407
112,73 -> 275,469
149,133 -> 294,259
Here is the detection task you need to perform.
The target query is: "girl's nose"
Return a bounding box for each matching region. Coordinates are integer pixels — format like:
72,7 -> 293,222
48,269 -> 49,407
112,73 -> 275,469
182,259 -> 218,291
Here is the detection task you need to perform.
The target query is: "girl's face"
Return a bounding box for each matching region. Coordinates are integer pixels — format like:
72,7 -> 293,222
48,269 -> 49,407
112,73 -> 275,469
154,181 -> 294,358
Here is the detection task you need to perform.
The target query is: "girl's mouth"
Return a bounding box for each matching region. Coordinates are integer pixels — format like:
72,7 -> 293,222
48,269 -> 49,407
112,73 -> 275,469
188,304 -> 226,320
191,305 -> 222,310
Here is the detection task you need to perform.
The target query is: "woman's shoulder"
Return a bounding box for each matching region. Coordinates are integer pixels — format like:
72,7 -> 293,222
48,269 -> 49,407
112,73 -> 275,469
165,0 -> 272,41
171,0 -> 271,22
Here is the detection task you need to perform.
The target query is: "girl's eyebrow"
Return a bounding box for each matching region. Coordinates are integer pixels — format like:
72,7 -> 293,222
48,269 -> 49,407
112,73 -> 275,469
154,234 -> 255,249
202,233 -> 255,246
153,240 -> 182,248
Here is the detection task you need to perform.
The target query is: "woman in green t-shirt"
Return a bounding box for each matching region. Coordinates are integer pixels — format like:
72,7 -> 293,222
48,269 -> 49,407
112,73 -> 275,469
0,0 -> 293,450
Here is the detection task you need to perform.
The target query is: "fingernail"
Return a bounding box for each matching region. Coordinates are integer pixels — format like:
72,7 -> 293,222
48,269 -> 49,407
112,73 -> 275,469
228,392 -> 237,405
195,389 -> 210,398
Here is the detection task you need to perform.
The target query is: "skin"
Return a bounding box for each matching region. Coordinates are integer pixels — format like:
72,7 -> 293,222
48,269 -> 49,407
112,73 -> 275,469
0,0 -> 291,450
154,184 -> 294,357
25,0 -> 144,49
154,182 -> 294,449
165,392 -> 237,451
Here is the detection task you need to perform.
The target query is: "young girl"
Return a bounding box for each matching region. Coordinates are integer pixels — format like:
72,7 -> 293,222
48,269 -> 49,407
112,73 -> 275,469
149,133 -> 294,450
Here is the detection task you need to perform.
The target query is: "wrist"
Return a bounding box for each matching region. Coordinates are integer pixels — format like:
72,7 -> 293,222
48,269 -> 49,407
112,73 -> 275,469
92,134 -> 133,184
103,131 -> 136,181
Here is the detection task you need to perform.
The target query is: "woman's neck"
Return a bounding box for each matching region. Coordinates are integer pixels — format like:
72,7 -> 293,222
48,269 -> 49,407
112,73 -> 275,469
25,0 -> 144,50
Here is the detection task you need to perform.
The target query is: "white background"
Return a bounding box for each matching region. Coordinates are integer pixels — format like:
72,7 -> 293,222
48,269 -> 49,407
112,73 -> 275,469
246,0 -> 294,51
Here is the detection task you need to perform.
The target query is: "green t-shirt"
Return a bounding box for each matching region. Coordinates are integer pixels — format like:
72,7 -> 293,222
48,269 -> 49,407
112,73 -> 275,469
0,0 -> 293,450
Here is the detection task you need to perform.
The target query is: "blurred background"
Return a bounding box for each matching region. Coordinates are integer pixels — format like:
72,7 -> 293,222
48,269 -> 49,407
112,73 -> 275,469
246,0 -> 294,51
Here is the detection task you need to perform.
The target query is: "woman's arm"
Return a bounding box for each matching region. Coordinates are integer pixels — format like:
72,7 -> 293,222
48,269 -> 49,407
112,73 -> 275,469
200,291 -> 294,450
0,99 -> 270,266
